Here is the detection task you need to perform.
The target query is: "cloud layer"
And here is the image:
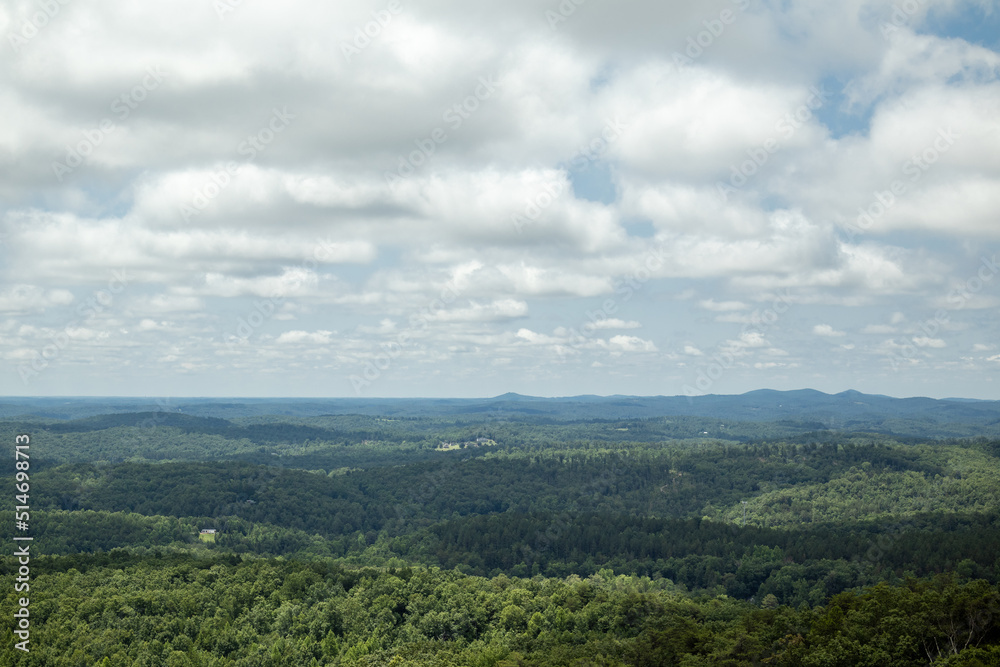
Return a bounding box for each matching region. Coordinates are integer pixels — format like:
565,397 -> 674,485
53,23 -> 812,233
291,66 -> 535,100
2,0 -> 999,398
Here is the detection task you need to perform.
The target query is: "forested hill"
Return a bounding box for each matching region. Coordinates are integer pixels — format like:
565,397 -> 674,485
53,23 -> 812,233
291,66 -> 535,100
2,401 -> 1000,664
2,389 -> 1000,436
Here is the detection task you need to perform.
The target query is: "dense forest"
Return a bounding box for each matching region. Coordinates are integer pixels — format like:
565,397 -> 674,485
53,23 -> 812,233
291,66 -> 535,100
2,396 -> 1000,664
3,553 -> 999,666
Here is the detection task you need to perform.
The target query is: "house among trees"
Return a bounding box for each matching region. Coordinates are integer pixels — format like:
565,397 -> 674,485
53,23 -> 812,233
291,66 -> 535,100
200,529 -> 216,535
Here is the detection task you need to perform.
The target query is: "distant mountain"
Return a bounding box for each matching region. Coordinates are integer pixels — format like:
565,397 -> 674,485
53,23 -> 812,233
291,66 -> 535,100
2,390 -> 999,437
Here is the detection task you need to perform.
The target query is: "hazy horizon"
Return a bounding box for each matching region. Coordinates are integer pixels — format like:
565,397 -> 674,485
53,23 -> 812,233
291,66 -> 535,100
1,387 -> 997,402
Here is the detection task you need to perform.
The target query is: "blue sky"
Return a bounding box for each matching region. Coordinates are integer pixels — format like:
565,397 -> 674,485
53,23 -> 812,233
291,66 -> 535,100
1,0 -> 999,399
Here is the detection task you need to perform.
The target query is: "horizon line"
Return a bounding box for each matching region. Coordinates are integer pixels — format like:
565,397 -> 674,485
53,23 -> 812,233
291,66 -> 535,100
0,388 -> 995,402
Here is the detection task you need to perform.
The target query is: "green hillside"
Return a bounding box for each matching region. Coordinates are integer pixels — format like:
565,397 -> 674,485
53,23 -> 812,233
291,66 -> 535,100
2,402 -> 999,664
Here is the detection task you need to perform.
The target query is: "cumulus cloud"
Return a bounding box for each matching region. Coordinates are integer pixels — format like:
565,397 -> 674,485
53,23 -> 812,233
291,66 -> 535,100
813,324 -> 847,337
607,335 -> 658,354
275,330 -> 336,345
913,336 -> 947,348
0,286 -> 74,313
590,318 -> 641,330
424,299 -> 529,323
0,0 -> 997,398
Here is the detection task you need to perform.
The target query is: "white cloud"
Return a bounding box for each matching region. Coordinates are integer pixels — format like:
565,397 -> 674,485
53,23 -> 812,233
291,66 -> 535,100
424,299 -> 529,323
607,335 -> 658,354
137,319 -> 166,331
814,324 -> 847,337
497,264 -> 611,297
275,330 -> 336,345
183,269 -> 321,299
136,295 -> 205,314
0,286 -> 74,313
614,66 -> 822,182
913,337 -> 947,348
590,318 -> 641,330
515,328 -> 551,345
699,299 -> 749,312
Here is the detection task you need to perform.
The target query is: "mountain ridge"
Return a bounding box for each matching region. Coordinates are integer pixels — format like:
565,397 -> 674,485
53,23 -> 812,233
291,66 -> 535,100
3,390 -> 1000,434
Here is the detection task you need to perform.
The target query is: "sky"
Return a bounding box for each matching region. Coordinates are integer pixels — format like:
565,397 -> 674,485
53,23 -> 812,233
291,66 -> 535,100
1,0 -> 999,400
